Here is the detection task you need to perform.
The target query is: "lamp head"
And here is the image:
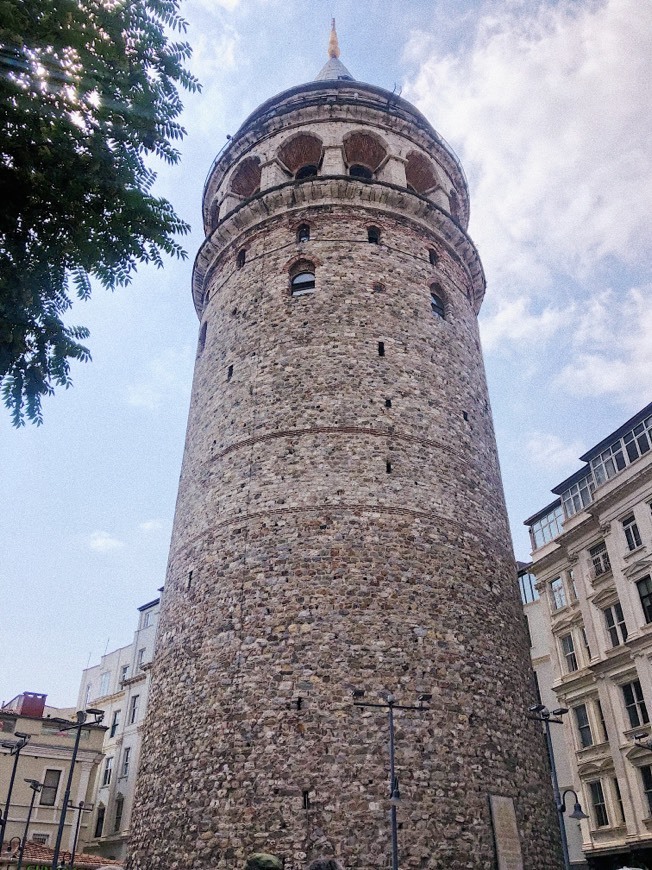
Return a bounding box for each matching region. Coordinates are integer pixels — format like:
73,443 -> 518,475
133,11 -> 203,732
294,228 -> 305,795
552,707 -> 569,716
569,802 -> 589,820
14,732 -> 30,740
529,704 -> 547,714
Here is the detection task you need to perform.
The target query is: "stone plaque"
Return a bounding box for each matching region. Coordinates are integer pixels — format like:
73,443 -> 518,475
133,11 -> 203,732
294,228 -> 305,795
489,794 -> 524,870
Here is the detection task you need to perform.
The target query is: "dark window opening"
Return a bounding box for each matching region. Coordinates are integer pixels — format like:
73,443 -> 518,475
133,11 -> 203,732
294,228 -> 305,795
430,288 -> 445,319
227,364 -> 233,382
94,807 -> 105,839
295,165 -> 318,180
385,398 -> 392,408
297,224 -> 310,243
367,226 -> 380,244
350,164 -> 373,180
296,697 -> 302,711
372,282 -> 384,293
291,271 -> 316,296
236,249 -> 246,269
386,461 -> 392,474
187,570 -> 193,590
198,322 -> 207,353
463,411 -> 468,421
302,790 -> 310,810
378,341 -> 385,357
429,249 -> 439,266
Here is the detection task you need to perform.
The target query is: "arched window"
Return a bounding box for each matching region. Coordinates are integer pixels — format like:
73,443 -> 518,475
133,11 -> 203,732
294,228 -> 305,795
229,156 -> 261,199
367,226 -> 380,244
430,284 -> 445,319
291,271 -> 316,297
405,151 -> 439,195
236,249 -> 246,269
295,165 -> 318,180
429,248 -> 439,266
349,164 -> 373,180
297,224 -> 310,243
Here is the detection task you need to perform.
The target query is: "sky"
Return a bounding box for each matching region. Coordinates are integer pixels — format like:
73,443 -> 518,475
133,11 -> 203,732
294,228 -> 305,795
1,0 -> 651,706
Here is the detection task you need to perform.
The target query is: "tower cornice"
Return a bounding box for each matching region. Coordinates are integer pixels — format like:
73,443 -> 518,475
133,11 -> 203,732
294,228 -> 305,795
192,175 -> 485,317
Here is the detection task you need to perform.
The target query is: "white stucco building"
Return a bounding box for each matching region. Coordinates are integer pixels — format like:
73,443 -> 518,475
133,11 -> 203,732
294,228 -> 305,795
77,595 -> 161,862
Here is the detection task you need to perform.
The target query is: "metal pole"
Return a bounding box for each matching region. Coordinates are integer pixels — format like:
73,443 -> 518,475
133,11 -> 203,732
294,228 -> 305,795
69,801 -> 85,869
16,785 -> 40,870
388,700 -> 398,870
0,737 -> 28,846
51,713 -> 86,870
543,717 -> 570,870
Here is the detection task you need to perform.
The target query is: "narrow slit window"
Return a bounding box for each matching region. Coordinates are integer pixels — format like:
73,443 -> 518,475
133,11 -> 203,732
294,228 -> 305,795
430,285 -> 445,319
385,398 -> 392,408
429,248 -> 439,266
227,364 -> 233,382
297,224 -> 310,243
296,697 -> 302,711
386,461 -> 392,474
236,249 -> 246,269
367,226 -> 380,244
187,570 -> 193,590
378,341 -> 385,357
302,790 -> 310,810
291,271 -> 316,297
198,322 -> 207,353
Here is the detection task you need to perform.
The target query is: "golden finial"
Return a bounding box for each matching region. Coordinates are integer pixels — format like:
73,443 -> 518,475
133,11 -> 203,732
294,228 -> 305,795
328,18 -> 340,59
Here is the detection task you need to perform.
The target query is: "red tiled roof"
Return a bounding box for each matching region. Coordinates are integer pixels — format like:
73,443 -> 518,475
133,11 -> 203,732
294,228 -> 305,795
3,840 -> 122,866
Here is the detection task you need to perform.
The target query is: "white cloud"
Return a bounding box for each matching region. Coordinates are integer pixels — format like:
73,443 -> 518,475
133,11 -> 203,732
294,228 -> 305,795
126,347 -> 193,411
555,285 -> 652,406
139,520 -> 163,532
480,296 -> 568,352
524,431 -> 585,472
404,0 -> 652,293
89,531 -> 124,552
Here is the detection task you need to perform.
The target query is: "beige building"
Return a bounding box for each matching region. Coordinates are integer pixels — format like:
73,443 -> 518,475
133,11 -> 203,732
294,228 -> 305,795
525,402 -> 652,869
519,563 -> 588,868
0,691 -> 105,854
77,595 -> 160,862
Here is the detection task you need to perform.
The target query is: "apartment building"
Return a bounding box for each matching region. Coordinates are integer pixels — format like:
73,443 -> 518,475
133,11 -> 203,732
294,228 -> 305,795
77,596 -> 160,862
525,403 -> 652,869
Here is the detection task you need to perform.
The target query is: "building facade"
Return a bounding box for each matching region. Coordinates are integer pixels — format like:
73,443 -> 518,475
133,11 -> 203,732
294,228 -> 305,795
77,597 -> 160,862
0,692 -> 104,854
526,403 -> 652,868
128,29 -> 559,869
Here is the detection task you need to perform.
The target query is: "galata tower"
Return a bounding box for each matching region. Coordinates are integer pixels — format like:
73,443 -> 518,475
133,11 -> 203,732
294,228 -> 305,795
128,24 -> 559,870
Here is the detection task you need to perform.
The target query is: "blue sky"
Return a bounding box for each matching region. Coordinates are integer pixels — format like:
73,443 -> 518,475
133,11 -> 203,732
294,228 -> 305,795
1,0 -> 650,706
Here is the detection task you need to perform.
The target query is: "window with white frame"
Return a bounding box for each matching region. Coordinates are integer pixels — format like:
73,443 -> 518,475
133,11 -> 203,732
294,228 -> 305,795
102,756 -> 113,787
561,474 -> 595,518
98,671 -> 110,697
638,576 -> 652,623
623,515 -> 642,551
550,577 -> 567,610
622,680 -> 649,728
590,541 -> 611,577
624,416 -> 652,463
589,780 -> 609,827
109,710 -> 120,738
591,441 -> 626,486
137,648 -> 146,670
31,834 -> 49,845
530,505 -> 564,550
561,633 -> 578,672
114,795 -> 124,833
142,611 -> 152,628
573,704 -> 593,747
604,602 -> 628,646
120,665 -> 129,684
121,746 -> 131,778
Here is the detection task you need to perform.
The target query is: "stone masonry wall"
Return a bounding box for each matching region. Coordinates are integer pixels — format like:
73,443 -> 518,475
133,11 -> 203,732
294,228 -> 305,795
127,86 -> 560,870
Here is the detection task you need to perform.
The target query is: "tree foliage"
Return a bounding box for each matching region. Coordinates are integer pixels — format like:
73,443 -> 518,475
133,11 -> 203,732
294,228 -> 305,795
0,0 -> 200,424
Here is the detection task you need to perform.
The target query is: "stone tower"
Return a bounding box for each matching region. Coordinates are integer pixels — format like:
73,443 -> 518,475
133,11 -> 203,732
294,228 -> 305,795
128,26 -> 559,870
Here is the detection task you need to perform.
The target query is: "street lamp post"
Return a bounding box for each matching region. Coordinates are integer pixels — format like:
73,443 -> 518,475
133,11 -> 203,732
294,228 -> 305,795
68,799 -> 93,869
0,732 -> 31,848
16,779 -> 43,870
529,705 -> 588,870
50,708 -> 104,870
353,691 -> 431,870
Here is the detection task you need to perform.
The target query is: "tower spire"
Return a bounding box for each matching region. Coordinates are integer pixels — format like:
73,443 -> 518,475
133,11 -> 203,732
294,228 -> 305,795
328,18 -> 340,59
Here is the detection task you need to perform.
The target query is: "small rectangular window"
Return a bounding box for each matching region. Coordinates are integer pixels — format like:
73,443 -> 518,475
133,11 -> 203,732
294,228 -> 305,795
302,790 -> 311,809
561,633 -> 578,672
227,364 -> 233,382
550,577 -> 567,610
589,780 -> 609,827
40,769 -> 61,807
590,541 -> 611,577
623,515 -> 642,551
102,756 -> 113,787
604,602 -> 628,646
128,694 -> 140,725
110,710 -> 121,738
378,341 -> 385,357
137,647 -> 146,670
574,704 -> 593,748
121,746 -> 131,778
385,398 -> 392,408
623,680 -> 649,728
386,461 -> 392,474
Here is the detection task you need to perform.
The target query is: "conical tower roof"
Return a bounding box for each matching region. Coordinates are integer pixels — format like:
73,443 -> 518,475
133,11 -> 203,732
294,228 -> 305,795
315,19 -> 354,81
